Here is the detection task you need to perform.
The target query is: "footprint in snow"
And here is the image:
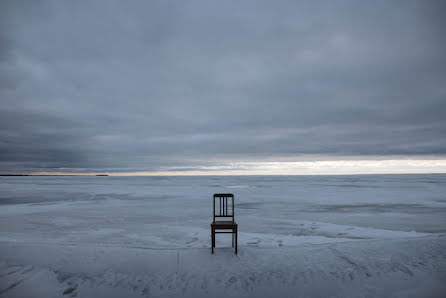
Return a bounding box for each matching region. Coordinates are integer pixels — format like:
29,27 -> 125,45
63,286 -> 77,297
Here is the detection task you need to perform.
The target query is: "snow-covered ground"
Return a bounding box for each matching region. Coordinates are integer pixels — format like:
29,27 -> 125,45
1,175 -> 445,297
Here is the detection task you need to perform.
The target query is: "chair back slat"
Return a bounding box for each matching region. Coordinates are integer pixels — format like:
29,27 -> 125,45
213,193 -> 235,222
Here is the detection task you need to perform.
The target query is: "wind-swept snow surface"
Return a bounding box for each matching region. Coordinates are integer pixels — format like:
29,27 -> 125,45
1,175 -> 445,297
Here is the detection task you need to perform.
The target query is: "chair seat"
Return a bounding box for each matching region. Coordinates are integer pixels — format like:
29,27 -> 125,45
211,221 -> 237,229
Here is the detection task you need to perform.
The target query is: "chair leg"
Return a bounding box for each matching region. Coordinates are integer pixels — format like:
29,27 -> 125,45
232,232 -> 234,248
235,228 -> 238,254
211,228 -> 214,254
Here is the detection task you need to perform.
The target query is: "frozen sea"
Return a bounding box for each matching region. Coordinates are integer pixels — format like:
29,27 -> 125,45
0,174 -> 445,297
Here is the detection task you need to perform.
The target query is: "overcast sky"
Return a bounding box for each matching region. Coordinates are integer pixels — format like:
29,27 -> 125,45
1,0 -> 445,174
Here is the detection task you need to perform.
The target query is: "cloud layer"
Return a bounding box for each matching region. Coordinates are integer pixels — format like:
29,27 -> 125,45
1,0 -> 445,173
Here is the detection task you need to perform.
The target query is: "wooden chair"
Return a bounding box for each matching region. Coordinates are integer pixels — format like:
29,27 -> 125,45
211,193 -> 238,254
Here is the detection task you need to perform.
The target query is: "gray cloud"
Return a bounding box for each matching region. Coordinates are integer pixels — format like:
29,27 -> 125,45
1,0 -> 445,173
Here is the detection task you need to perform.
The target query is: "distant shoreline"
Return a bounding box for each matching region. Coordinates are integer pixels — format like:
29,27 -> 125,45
0,174 -> 108,176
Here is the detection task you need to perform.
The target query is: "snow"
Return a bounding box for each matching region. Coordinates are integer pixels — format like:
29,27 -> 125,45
0,174 -> 445,297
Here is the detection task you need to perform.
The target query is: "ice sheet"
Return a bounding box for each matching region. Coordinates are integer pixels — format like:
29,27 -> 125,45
0,174 -> 445,297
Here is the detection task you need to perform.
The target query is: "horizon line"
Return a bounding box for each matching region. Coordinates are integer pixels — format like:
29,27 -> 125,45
1,172 -> 446,177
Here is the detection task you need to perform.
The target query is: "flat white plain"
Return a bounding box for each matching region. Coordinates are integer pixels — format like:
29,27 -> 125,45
0,175 -> 445,297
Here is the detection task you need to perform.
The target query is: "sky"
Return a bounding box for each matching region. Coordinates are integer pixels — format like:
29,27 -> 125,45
1,0 -> 445,175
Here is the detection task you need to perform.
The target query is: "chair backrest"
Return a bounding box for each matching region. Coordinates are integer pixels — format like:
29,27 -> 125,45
213,193 -> 234,222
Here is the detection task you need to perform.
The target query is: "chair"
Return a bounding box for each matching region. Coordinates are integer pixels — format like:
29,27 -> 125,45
211,193 -> 238,254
